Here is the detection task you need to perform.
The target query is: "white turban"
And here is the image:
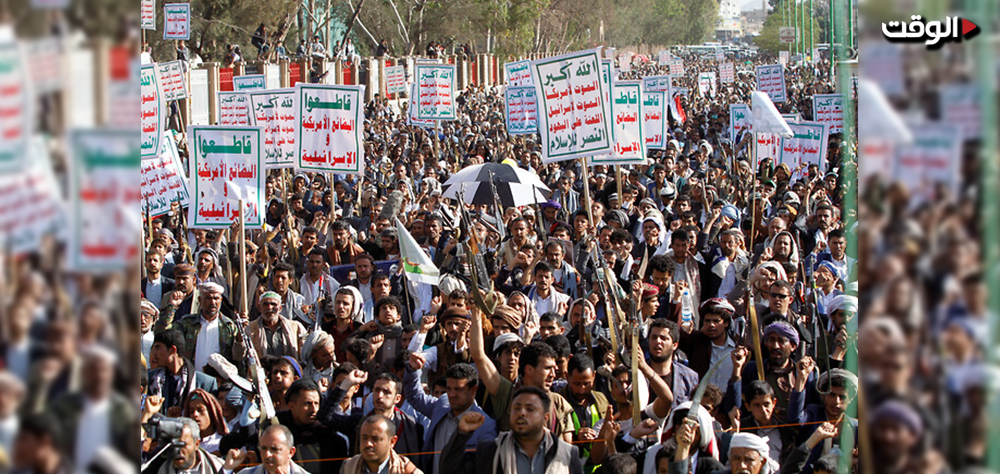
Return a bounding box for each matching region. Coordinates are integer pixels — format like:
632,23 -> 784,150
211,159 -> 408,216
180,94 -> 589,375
729,433 -> 778,474
828,294 -> 858,314
199,282 -> 225,294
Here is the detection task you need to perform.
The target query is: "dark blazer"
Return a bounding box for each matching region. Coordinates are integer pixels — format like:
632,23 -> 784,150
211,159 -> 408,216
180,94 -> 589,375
147,364 -> 219,410
441,430 -> 583,474
141,277 -> 175,302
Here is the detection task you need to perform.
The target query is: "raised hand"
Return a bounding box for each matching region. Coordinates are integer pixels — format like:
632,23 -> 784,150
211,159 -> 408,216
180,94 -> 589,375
629,418 -> 659,439
419,314 -> 437,334
458,411 -> 485,434
223,449 -> 248,471
408,352 -> 426,371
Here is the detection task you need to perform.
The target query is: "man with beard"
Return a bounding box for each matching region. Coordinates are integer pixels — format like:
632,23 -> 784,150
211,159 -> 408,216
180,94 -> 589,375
759,281 -> 812,359
142,251 -> 174,307
644,318 -> 699,409
812,229 -> 855,282
440,387 -> 583,474
499,218 -> 531,269
678,298 -> 736,397
340,415 -> 423,474
558,354 -> 611,473
786,361 -> 858,474
671,430 -> 778,474
165,264 -> 199,317
156,418 -> 224,474
194,248 -> 229,296
146,330 -> 217,415
737,321 -> 813,421
288,226 -> 323,278
328,287 -> 364,362
527,262 -> 572,318
345,255 -> 377,321
157,282 -> 244,372
552,173 -> 581,216
416,215 -> 449,260
300,330 -> 337,388
798,204 -> 837,257
407,307 -> 473,384
701,229 -> 750,301
224,424 -> 310,474
248,292 -> 307,360
274,379 -> 349,474
545,241 -> 580,300
300,251 -> 340,321
327,220 -> 365,266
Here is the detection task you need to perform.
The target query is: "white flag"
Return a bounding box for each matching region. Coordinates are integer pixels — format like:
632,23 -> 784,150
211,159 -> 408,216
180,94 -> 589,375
396,218 -> 440,285
751,91 -> 793,137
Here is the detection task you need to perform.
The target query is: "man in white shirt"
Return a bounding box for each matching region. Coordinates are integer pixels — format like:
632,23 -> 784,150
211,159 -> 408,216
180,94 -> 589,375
142,251 -> 173,307
299,250 -> 340,311
527,261 -> 571,318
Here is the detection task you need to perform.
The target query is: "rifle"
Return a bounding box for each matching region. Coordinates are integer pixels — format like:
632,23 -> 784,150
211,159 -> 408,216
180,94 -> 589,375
456,189 -> 498,315
488,171 -> 507,241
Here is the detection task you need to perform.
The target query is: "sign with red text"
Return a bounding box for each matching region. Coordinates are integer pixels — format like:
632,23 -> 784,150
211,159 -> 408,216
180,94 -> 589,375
0,137 -> 63,256
719,62 -> 735,84
592,81 -> 644,165
0,28 -> 30,171
658,50 -> 670,67
67,129 -> 140,272
414,64 -> 456,120
756,64 -> 786,103
24,38 -> 62,95
812,94 -> 844,133
531,48 -> 612,163
755,133 -> 782,166
779,27 -> 796,44
163,3 -> 190,40
218,92 -> 250,126
893,123 -> 961,203
248,88 -> 296,169
296,84 -> 365,173
385,65 -> 406,94
729,103 -> 751,141
642,75 -> 671,93
189,126 -> 263,228
406,84 -> 436,128
779,121 -> 829,179
504,86 -> 538,135
939,83 -> 981,140
669,58 -> 684,75
140,64 -> 163,157
643,90 -> 666,150
141,0 -> 155,30
504,60 -> 533,87
141,133 -> 190,217
156,60 -> 188,101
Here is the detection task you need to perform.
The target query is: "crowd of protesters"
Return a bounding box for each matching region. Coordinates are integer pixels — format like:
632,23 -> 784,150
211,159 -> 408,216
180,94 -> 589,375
133,46 -> 875,474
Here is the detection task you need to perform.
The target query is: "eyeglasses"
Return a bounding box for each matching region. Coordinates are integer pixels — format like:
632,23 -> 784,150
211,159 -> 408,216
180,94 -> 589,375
768,292 -> 792,299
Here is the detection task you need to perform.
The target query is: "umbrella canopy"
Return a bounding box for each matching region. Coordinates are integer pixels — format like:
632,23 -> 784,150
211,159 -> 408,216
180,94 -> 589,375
441,162 -> 550,208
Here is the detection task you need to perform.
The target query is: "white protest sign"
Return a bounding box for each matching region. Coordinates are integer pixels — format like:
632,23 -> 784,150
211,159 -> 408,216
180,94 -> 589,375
658,50 -> 670,67
218,92 -> 251,126
755,133 -> 782,166
189,126 -> 264,228
248,88 -> 297,169
24,37 -> 62,95
505,60 -> 533,87
781,113 -> 801,122
0,28 -> 31,172
140,64 -> 163,157
156,60 -> 188,101
756,64 -> 786,103
812,94 -> 844,134
779,121 -> 829,179
729,103 -> 751,141
233,74 -> 267,92
385,65 -> 406,94
66,129 -> 140,272
859,140 -> 893,184
860,43 -> 904,97
407,84 -> 436,128
0,137 -> 63,256
643,90 -> 666,150
531,48 -> 612,163
592,81 -> 644,165
190,69 -> 210,125
893,123 -> 961,203
642,75 -> 671,93
669,58 -> 684,75
504,86 -> 538,135
141,133 -> 191,217
697,72 -> 716,97
716,51 -> 725,62
600,59 -> 614,143
939,83 -> 981,140
779,51 -> 789,67
163,3 -> 190,40
719,62 -> 735,84
141,0 -> 156,30
296,84 -> 365,174
414,64 -> 456,120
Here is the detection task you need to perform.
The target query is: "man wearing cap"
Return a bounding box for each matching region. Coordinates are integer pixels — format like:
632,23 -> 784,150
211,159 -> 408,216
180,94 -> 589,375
811,261 -> 843,317
248,292 -> 308,360
678,298 -> 737,397
407,307 -> 473,384
787,360 -> 858,474
672,430 -> 779,474
147,329 -> 219,414
157,282 -> 245,373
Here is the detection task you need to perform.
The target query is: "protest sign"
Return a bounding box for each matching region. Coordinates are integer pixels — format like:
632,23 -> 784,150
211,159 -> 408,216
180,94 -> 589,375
729,104 -> 751,141
0,137 -> 63,256
414,64 -> 456,120
141,0 -> 155,30
531,48 -> 612,163
66,129 -> 140,272
233,74 -> 266,92
385,65 -> 406,94
719,62 -> 735,84
140,64 -> 163,157
24,38 -> 62,96
600,59 -> 615,143
163,3 -> 190,40
504,60 -> 533,87
406,84 -> 436,128
643,90 -> 666,150
248,88 -> 297,169
779,51 -> 789,67
698,72 -> 716,97
592,81 -> 644,165
859,140 -> 893,184
156,60 -> 188,101
141,132 -> 191,217
812,94 -> 844,133
938,83 -> 981,140
716,51 -> 725,62
190,69 -> 210,125
504,86 -> 538,135
781,113 -> 801,122
218,92 -> 251,126
756,133 -> 782,165
658,50 -> 670,67
642,75 -> 670,93
188,126 -> 264,228
756,64 -> 786,103
893,123 -> 961,203
779,121 -> 829,179
779,27 -> 796,44
296,84 -> 365,174
0,28 -> 31,171
669,58 -> 684,75
859,43 -> 904,97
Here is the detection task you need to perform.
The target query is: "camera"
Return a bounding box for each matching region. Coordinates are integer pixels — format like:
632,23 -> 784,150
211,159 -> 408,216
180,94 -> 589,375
145,416 -> 186,441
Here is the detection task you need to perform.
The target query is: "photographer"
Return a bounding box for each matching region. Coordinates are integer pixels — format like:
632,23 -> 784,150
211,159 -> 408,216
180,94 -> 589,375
149,417 -> 224,474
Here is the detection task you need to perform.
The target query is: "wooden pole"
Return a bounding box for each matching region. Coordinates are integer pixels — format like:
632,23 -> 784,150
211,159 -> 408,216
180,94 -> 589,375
238,199 -> 249,316
580,158 -> 593,224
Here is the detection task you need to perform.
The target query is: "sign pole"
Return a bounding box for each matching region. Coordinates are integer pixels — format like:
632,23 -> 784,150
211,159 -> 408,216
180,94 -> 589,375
238,199 -> 248,317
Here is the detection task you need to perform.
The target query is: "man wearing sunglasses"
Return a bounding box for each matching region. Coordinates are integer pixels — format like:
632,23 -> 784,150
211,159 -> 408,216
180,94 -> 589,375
761,280 -> 812,359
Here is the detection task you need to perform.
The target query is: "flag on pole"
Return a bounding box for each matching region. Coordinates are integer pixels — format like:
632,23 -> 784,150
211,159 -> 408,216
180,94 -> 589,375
751,91 -> 793,137
396,218 -> 440,285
